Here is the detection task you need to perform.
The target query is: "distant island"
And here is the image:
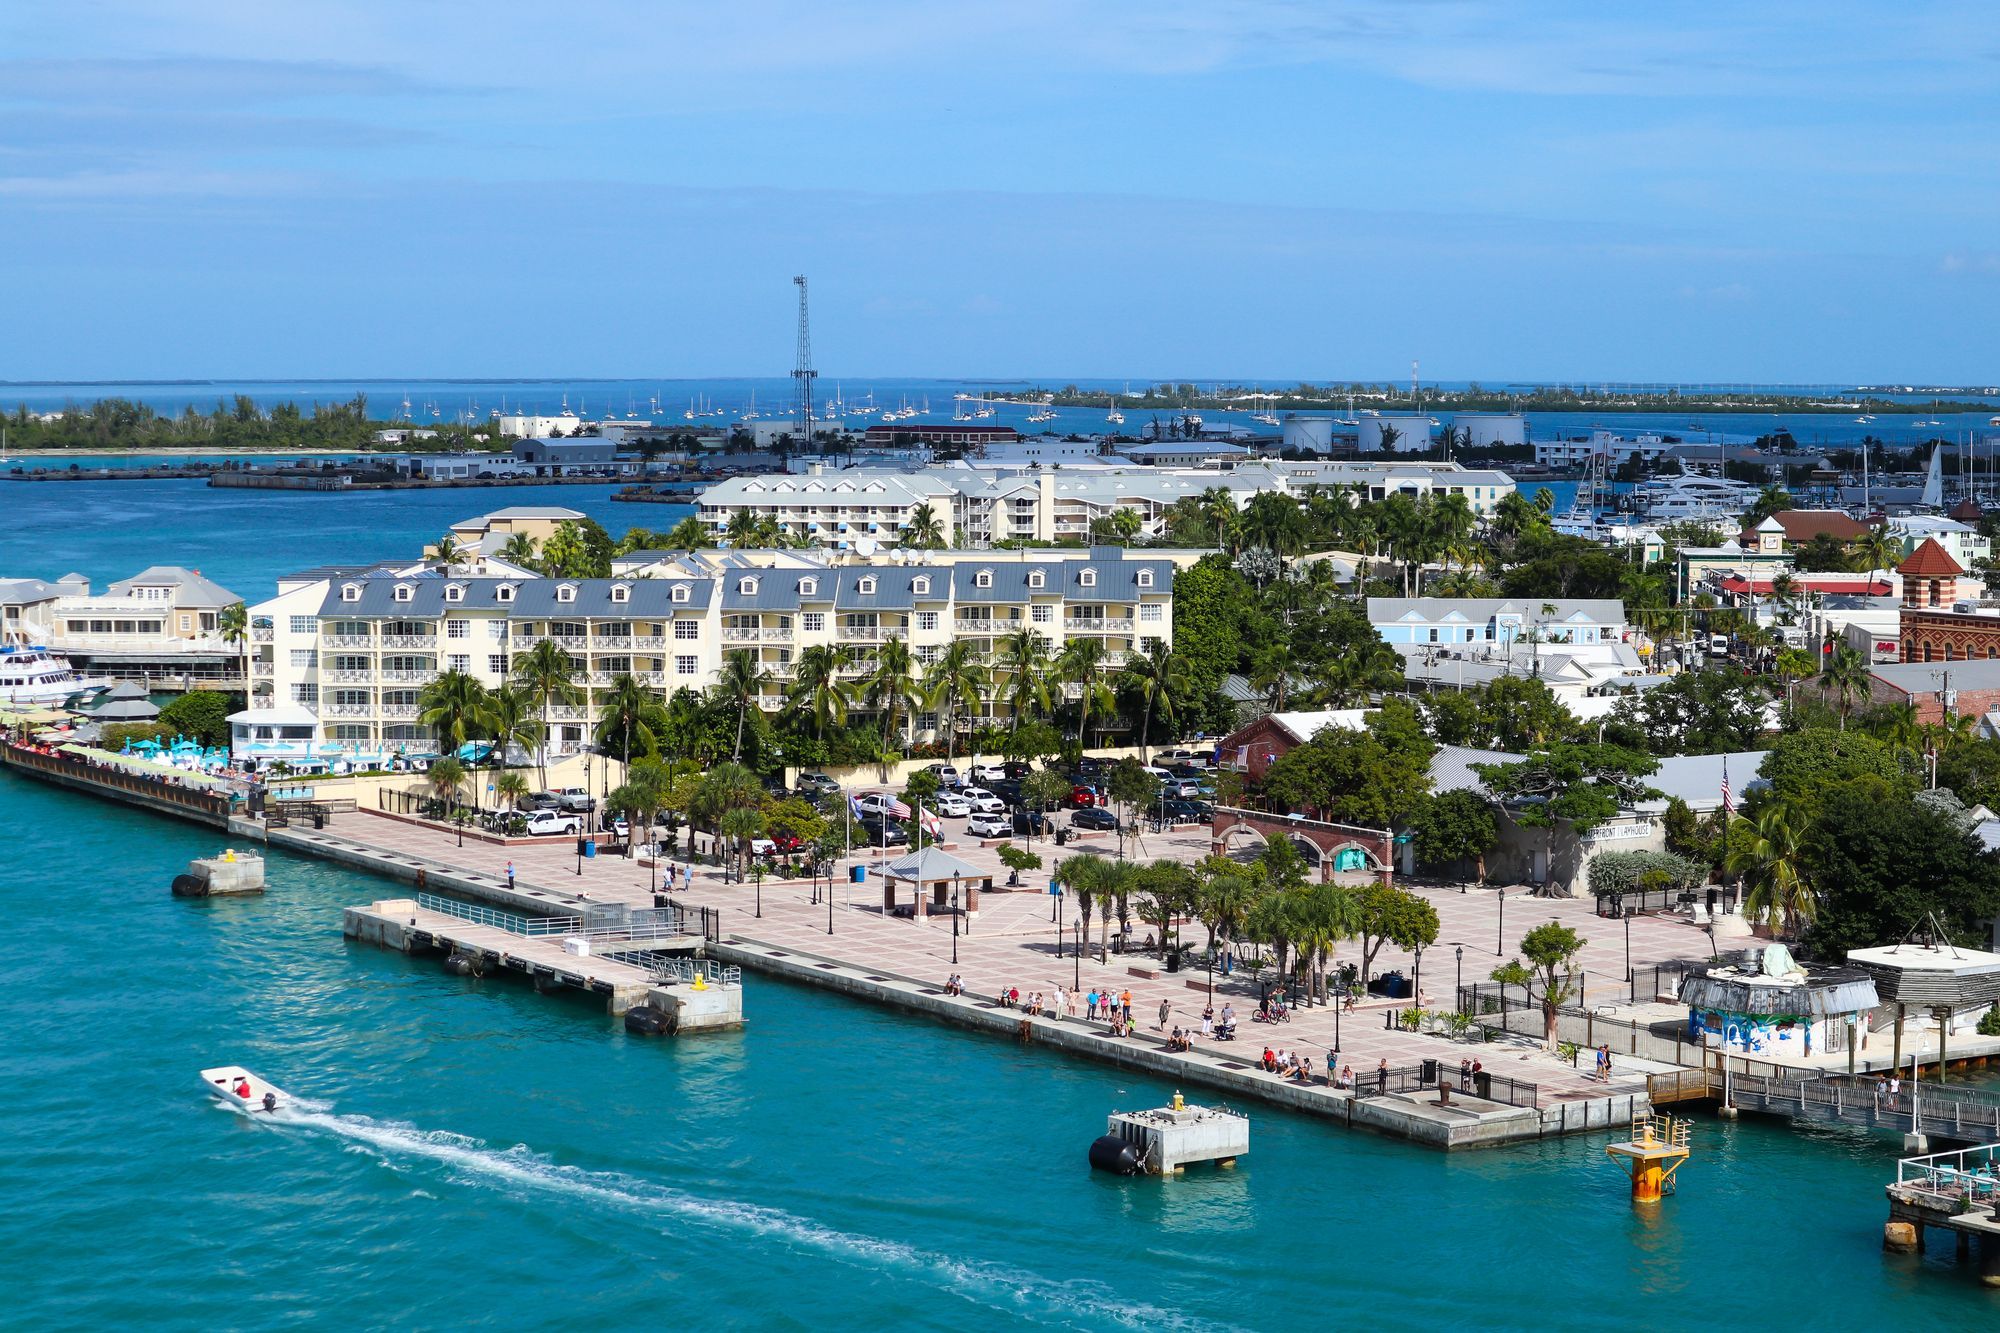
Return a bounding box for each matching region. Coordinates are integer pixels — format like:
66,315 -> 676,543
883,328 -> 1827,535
1015,383 -> 2000,415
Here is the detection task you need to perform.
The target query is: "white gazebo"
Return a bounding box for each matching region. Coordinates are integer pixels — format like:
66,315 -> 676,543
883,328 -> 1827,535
879,845 -> 992,921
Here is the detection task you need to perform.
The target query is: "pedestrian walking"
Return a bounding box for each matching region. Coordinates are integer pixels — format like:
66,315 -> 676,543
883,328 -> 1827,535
1377,1058 -> 1389,1094
1086,988 -> 1099,1020
1599,1044 -> 1613,1082
1888,1074 -> 1901,1112
505,860 -> 515,892
1157,998 -> 1171,1031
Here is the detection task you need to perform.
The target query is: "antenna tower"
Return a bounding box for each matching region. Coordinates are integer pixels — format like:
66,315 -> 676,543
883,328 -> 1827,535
792,275 -> 818,451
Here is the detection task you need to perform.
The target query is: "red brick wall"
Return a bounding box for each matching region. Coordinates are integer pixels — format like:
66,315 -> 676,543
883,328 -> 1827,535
1217,716 -> 1299,781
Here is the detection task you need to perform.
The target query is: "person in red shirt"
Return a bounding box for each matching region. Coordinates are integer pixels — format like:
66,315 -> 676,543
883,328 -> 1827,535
233,1077 -> 252,1099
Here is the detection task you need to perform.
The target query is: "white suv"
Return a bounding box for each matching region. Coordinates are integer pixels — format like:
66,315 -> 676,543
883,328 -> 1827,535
960,786 -> 1005,813
966,810 -> 1010,838
524,810 -> 583,836
969,761 -> 1005,783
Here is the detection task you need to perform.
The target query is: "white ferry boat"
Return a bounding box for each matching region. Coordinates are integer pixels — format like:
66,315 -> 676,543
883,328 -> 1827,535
0,641 -> 113,706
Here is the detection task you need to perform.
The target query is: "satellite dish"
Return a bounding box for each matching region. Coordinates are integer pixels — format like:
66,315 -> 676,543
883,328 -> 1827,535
855,537 -> 880,557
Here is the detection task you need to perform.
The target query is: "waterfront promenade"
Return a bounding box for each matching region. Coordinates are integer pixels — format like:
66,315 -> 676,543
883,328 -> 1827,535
294,808 -> 1709,1110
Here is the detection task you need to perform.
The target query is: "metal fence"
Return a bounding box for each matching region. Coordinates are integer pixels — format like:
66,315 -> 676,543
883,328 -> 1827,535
1354,1061 -> 1540,1109
601,953 -> 742,988
415,893 -> 692,943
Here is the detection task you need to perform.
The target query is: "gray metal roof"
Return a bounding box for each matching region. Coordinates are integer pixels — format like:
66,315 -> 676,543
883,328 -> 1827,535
834,566 -> 949,610
318,576 -> 712,618
1430,744 -> 1523,795
1368,597 -> 1626,625
108,565 -> 237,606
1635,750 -> 1769,813
949,555 -> 1172,604
717,568 -> 831,612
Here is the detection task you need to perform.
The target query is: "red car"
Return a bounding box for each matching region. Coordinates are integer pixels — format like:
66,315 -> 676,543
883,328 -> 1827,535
1064,785 -> 1099,809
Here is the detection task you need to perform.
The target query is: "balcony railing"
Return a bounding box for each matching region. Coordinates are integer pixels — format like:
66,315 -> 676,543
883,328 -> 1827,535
251,661 -> 274,677
380,704 -> 418,718
592,635 -> 635,651
326,703 -> 372,717
324,634 -> 373,649
327,668 -> 373,682
549,705 -> 587,721
721,627 -> 761,642
381,668 -> 433,683
250,626 -> 274,643
1066,617 -> 1134,634
954,619 -> 998,634
633,635 -> 667,650
382,634 -> 437,650
634,671 -> 666,686
519,634 -> 587,651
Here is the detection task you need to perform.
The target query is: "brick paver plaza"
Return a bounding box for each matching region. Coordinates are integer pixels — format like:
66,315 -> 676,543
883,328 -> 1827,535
328,810 -> 1725,1102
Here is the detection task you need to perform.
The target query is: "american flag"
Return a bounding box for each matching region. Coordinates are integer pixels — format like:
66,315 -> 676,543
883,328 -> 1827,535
1721,757 -> 1733,817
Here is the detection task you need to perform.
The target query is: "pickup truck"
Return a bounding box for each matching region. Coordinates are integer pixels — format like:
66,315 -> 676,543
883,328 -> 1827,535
524,809 -> 584,836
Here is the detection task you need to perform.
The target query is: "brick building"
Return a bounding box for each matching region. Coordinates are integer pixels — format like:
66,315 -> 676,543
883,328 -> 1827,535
1896,538 -> 1996,665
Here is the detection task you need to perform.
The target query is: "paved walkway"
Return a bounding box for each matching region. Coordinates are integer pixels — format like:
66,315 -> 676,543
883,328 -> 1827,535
315,810 -> 1692,1102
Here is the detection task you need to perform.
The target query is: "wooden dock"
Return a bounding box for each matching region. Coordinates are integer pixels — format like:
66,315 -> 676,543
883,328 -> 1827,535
1884,1143 -> 2000,1285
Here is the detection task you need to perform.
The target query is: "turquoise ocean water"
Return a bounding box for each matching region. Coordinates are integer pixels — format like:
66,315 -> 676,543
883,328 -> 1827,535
4,455 -> 1998,1328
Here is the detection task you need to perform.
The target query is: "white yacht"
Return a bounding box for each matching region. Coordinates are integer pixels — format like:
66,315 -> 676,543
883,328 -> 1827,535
0,641 -> 112,705
1634,474 -> 1760,522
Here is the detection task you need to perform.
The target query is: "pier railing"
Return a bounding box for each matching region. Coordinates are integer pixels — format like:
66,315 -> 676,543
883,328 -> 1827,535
0,742 -> 235,824
415,893 -> 694,944
1896,1143 -> 2000,1207
1725,1071 -> 2000,1139
600,952 -> 741,988
1356,1061 -> 1540,1109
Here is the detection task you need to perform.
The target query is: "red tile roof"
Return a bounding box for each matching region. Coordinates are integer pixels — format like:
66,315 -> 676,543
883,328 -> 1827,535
1897,537 -> 1965,577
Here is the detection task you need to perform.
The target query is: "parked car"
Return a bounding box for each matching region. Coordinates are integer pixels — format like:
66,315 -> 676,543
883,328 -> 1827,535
1001,760 -> 1035,780
923,764 -> 962,788
1064,784 -> 1100,809
1070,807 -> 1118,831
933,792 -> 971,817
968,761 -> 1005,783
550,787 -> 595,813
987,778 -> 1023,806
1157,748 -> 1204,767
1011,809 -> 1048,836
966,810 -> 1011,838
850,791 -> 902,818
959,786 -> 1005,813
522,791 -> 563,811
856,816 -> 909,847
1158,799 -> 1213,823
524,810 -> 583,836
1161,778 -> 1204,799
796,773 -> 841,797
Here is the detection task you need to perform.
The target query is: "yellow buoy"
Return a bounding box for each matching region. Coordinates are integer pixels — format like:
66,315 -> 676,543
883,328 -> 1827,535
1605,1114 -> 1692,1203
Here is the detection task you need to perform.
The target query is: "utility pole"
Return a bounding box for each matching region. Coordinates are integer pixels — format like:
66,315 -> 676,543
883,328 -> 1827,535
792,275 -> 818,460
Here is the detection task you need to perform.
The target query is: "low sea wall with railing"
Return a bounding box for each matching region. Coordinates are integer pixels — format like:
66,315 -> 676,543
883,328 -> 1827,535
0,741 -> 235,827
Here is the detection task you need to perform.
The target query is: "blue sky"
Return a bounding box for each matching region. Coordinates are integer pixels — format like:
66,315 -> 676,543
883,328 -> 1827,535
4,1 -> 1999,382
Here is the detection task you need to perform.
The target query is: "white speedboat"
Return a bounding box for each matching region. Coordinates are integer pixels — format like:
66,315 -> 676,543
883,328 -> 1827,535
0,641 -> 113,705
200,1065 -> 289,1116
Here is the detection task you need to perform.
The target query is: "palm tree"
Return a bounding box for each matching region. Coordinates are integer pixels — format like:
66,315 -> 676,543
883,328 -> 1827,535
998,626 -> 1052,735
902,501 -> 946,549
663,516 -> 711,550
1119,639 -> 1191,761
1241,492 -> 1307,559
497,532 -> 540,571
594,672 -> 666,784
718,805 -> 764,882
1819,643 -> 1870,730
715,649 -> 772,760
1056,636 -> 1114,750
432,534 -> 464,571
1057,853 -> 1108,961
495,771 -> 530,811
1725,799 -> 1813,936
1853,525 -> 1895,586
787,643 -> 854,740
417,669 -> 493,759
512,638 -> 585,789
217,600 -> 248,648
724,510 -> 759,546
923,640 -> 989,766
485,683 -> 544,770
428,756 -> 468,836
866,637 -> 923,750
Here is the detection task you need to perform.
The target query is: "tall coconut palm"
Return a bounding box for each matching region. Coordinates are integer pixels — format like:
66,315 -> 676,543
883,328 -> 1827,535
512,637 -> 585,789
494,771 -> 530,812
715,649 -> 772,760
923,640 -> 988,765
724,510 -> 759,546
1725,798 -> 1813,936
417,669 -> 493,760
1241,491 -> 1308,560
998,626 -> 1052,734
485,682 -> 544,770
217,600 -> 248,648
1119,639 -> 1191,761
1819,643 -> 1870,730
497,532 -> 540,571
594,672 -> 666,783
1056,636 -> 1114,750
786,643 -> 854,739
1056,853 -> 1109,961
902,501 -> 946,549
865,636 -> 922,750
427,756 -> 469,829
663,516 -> 711,550
432,534 -> 464,572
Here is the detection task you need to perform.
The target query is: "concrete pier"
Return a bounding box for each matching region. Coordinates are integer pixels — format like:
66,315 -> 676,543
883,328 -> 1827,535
1106,1101 -> 1249,1174
174,851 -> 265,897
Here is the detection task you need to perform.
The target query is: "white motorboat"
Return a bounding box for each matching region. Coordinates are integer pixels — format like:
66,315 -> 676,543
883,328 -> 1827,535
0,641 -> 113,705
200,1065 -> 290,1116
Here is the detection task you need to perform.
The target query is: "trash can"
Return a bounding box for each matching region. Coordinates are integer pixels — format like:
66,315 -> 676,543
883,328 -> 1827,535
313,811 -> 326,830
583,839 -> 597,859
1054,827 -> 1069,846
849,864 -> 868,883
1420,1058 -> 1438,1085
1165,949 -> 1182,973
1474,1071 -> 1492,1099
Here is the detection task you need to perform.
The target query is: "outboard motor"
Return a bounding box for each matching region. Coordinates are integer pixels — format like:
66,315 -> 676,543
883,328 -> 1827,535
1088,1135 -> 1148,1175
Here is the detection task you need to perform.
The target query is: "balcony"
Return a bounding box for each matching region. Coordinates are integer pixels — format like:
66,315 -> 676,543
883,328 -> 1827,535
382,634 -> 437,650
327,668 -> 373,682
721,627 -> 761,643
251,626 -> 273,643
519,633 -> 587,651
634,671 -> 667,686
381,668 -> 433,683
592,635 -> 635,651
1066,618 -> 1134,635
633,635 -> 667,650
326,703 -> 372,717
953,619 -> 999,635
252,660 -> 274,678
379,704 -> 418,719
324,634 -> 374,649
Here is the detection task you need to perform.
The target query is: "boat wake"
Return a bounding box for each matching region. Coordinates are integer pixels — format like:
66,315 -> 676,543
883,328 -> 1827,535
278,1109 -> 1231,1332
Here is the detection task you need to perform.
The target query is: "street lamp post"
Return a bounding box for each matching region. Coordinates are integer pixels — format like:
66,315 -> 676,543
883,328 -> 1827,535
1413,944 -> 1425,1008
1456,945 -> 1464,1014
1496,885 -> 1505,956
1073,916 -> 1082,991
754,862 -> 763,919
952,873 -> 962,966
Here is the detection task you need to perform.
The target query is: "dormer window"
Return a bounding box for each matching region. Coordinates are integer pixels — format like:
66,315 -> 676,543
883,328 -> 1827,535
497,584 -> 516,603
1079,568 -> 1097,588
857,576 -> 877,595
556,584 -> 577,603
1026,570 -> 1045,590
340,584 -> 362,603
611,584 -> 630,603
975,569 -> 993,589
393,584 -> 414,603
738,576 -> 759,595
671,584 -> 691,604
799,577 -> 818,597
445,583 -> 465,602
911,576 -> 930,595
1136,570 -> 1154,588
